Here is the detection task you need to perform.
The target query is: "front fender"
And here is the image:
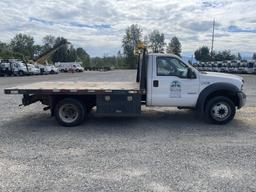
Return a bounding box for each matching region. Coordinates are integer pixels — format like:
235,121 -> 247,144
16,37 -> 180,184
196,82 -> 239,115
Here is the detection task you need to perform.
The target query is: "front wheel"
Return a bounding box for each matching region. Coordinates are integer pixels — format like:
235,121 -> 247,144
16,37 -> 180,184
54,98 -> 86,127
205,96 -> 236,124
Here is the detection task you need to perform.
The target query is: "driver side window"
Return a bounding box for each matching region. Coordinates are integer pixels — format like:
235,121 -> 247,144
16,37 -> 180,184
157,57 -> 189,78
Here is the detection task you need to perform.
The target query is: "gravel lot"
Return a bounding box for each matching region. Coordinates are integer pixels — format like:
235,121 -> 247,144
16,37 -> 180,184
0,70 -> 255,192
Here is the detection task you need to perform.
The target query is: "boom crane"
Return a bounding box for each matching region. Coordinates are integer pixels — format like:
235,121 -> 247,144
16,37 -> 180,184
26,39 -> 70,65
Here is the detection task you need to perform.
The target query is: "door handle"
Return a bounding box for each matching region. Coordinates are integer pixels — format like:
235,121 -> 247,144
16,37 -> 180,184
153,80 -> 159,87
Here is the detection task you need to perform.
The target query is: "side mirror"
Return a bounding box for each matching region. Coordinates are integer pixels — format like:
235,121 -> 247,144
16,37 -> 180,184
187,68 -> 196,79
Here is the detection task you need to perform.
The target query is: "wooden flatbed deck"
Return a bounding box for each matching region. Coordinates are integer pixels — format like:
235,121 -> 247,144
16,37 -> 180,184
4,81 -> 141,95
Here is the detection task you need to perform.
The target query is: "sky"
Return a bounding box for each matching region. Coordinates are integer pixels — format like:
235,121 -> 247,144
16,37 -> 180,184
0,0 -> 255,57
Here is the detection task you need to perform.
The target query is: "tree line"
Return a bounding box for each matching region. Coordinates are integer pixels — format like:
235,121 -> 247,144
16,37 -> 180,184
0,34 -> 90,67
0,33 -> 128,68
193,46 -> 253,62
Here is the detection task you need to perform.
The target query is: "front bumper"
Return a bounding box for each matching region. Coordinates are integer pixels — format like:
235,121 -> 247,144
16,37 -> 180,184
237,92 -> 246,109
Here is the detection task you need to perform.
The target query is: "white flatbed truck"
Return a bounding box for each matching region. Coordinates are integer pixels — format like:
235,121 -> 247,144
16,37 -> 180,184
5,49 -> 246,126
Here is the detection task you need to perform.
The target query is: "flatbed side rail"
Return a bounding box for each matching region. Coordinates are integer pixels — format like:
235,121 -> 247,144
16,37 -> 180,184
4,88 -> 143,95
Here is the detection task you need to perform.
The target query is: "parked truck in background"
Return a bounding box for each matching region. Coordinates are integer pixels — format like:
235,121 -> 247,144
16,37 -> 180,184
34,64 -> 58,75
27,64 -> 40,75
35,64 -> 48,75
244,61 -> 255,74
55,62 -> 84,73
238,60 -> 246,74
216,62 -> 222,72
4,47 -> 246,127
0,60 -> 29,76
46,64 -> 59,74
0,61 -> 13,76
212,63 -> 218,72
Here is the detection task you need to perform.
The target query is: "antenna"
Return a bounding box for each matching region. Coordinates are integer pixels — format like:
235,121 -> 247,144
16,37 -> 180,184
211,19 -> 215,58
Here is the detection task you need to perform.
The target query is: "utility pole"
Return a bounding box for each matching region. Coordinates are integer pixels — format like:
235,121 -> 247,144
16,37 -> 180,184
211,19 -> 215,58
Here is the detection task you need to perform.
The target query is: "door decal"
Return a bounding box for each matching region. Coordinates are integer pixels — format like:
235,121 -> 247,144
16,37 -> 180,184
170,81 -> 181,98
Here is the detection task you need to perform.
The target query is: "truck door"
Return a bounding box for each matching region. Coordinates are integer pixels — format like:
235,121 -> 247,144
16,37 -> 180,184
151,56 -> 200,107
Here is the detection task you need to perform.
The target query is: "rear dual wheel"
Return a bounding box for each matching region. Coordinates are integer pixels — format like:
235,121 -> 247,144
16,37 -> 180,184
55,98 -> 86,127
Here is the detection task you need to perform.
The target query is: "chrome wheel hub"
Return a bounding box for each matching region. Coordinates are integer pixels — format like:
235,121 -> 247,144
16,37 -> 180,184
211,103 -> 230,121
59,104 -> 78,123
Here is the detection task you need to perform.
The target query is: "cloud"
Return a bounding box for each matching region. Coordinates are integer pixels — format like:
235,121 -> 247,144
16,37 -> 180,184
29,17 -> 111,29
228,25 -> 256,33
0,0 -> 255,56
69,22 -> 111,29
182,21 -> 216,32
29,17 -> 54,26
201,1 -> 227,9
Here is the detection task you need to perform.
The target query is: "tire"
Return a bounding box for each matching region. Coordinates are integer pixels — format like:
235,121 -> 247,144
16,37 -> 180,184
205,96 -> 236,124
54,98 -> 86,127
18,70 -> 24,76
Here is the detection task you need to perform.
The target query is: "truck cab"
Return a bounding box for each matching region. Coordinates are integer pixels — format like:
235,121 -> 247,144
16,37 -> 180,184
144,53 -> 245,109
46,64 -> 59,74
55,62 -> 83,73
0,60 -> 29,76
0,62 -> 13,76
35,64 -> 48,75
72,63 -> 84,72
27,64 -> 40,75
12,61 -> 29,76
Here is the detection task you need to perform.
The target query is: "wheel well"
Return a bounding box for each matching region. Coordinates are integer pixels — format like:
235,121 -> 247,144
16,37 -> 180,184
204,90 -> 239,109
50,95 -> 96,116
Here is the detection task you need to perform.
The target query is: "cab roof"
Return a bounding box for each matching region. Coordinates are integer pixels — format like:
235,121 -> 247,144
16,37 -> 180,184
147,53 -> 180,59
